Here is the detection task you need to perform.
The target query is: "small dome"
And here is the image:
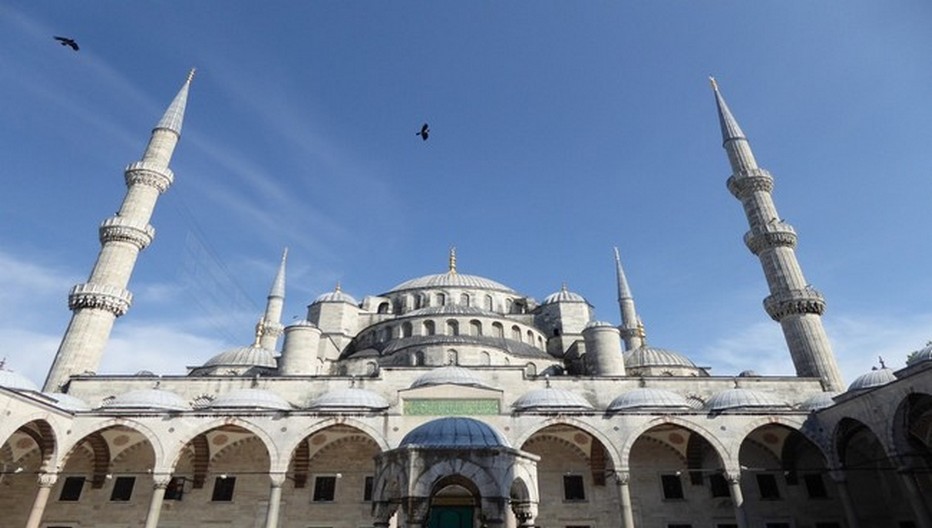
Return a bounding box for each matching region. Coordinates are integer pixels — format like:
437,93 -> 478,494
848,367 -> 897,391
400,417 -> 508,448
286,319 -> 318,329
799,392 -> 840,411
542,285 -> 588,305
313,288 -> 358,305
706,388 -> 787,412
411,367 -> 490,389
607,388 -> 692,412
624,346 -> 696,368
308,388 -> 389,411
389,273 -> 516,294
738,370 -> 760,377
584,321 -> 615,330
203,345 -> 277,369
104,389 -> 190,411
907,345 -> 932,366
513,388 -> 593,412
208,389 -> 291,410
43,392 -> 91,411
0,370 -> 39,391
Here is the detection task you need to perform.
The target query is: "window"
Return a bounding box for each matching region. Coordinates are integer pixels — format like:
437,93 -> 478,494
661,474 -> 684,500
165,476 -> 185,501
756,473 -> 780,499
211,476 -> 236,502
363,476 -> 374,501
804,473 -> 827,498
562,475 -> 585,501
59,476 -> 85,501
110,476 -> 136,501
313,475 -> 337,502
709,474 -> 730,498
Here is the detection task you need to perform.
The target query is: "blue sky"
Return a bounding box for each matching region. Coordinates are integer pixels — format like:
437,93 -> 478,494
2,2 -> 931,387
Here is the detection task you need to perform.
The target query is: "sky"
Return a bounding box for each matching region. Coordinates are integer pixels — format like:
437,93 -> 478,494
2,2 -> 932,389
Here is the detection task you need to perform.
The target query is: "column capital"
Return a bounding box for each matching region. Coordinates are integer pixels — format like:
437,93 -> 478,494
723,468 -> 742,484
612,469 -> 631,485
828,469 -> 848,483
268,472 -> 287,488
37,472 -> 59,488
152,473 -> 172,489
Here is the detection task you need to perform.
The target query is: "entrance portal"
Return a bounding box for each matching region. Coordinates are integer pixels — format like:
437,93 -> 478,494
427,505 -> 474,528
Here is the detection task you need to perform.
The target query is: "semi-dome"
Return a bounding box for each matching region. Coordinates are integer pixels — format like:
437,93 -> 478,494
513,388 -> 593,412
308,388 -> 389,411
907,344 -> 932,366
542,285 -> 588,305
389,272 -> 516,294
312,287 -> 358,306
0,370 -> 39,391
203,345 -> 277,369
607,388 -> 692,412
103,389 -> 190,411
624,346 -> 696,368
43,392 -> 91,411
706,388 -> 787,412
399,417 -> 508,448
208,389 -> 291,410
410,366 -> 490,389
848,367 -> 896,392
799,391 -> 840,411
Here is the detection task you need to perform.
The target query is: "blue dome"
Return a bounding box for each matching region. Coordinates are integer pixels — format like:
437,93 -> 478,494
400,417 -> 508,448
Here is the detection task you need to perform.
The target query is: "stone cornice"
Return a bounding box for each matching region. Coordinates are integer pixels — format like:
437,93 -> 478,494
69,283 -> 133,317
763,288 -> 826,321
744,224 -> 798,254
124,161 -> 174,193
727,168 -> 774,198
99,216 -> 155,249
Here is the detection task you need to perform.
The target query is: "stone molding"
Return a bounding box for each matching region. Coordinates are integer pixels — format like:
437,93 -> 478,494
99,216 -> 156,249
727,168 -> 774,198
124,161 -> 174,193
743,225 -> 798,254
69,283 -> 133,316
763,288 -> 826,321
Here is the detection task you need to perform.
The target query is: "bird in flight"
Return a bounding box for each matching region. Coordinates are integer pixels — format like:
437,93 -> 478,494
416,123 -> 429,141
54,36 -> 79,51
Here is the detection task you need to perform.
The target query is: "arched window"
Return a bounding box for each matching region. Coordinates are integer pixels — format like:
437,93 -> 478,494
485,295 -> 494,311
412,351 -> 425,366
447,350 -> 458,365
377,302 -> 390,314
436,293 -> 446,306
460,293 -> 470,306
512,326 -> 522,341
492,322 -> 504,338
379,326 -> 392,342
480,351 -> 491,365
525,363 -> 537,376
505,298 -> 513,313
423,320 -> 436,336
446,320 -> 459,336
402,322 -> 413,338
470,320 -> 482,336
526,330 -> 534,343
366,362 -> 378,375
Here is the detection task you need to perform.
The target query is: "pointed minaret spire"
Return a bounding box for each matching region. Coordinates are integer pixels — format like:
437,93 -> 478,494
448,246 -> 457,275
44,71 -> 196,392
258,248 -> 287,350
710,78 -> 844,391
614,247 -> 643,350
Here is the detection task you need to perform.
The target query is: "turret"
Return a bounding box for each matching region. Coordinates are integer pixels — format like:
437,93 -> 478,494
44,70 -> 195,391
711,77 -> 844,391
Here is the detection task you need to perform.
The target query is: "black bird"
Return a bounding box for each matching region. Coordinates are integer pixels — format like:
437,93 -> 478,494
54,36 -> 79,51
416,123 -> 429,141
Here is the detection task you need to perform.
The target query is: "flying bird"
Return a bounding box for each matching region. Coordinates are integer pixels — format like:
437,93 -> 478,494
416,123 -> 429,141
54,36 -> 79,51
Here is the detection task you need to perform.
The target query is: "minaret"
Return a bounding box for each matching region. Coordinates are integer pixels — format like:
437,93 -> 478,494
43,70 -> 195,391
710,78 -> 844,391
258,248 -> 287,350
614,247 -> 643,350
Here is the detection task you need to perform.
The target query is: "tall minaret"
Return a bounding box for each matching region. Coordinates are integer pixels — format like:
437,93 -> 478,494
258,248 -> 287,350
614,247 -> 643,351
710,78 -> 844,391
44,70 -> 195,391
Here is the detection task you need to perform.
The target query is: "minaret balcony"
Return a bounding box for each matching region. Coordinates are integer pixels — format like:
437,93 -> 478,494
99,216 -> 156,249
124,161 -> 174,193
763,288 -> 826,321
68,283 -> 133,317
743,223 -> 797,254
727,168 -> 774,198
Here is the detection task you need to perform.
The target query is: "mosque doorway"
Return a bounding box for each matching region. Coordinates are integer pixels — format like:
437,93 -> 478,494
427,483 -> 476,528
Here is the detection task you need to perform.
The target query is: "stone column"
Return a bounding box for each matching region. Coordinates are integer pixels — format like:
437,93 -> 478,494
401,496 -> 430,528
264,473 -> 287,528
898,468 -> 932,528
143,474 -> 172,528
25,473 -> 58,528
725,470 -> 748,528
615,470 -> 635,528
828,470 -> 859,528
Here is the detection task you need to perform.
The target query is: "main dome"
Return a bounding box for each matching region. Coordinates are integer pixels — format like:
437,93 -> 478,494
388,272 -> 516,294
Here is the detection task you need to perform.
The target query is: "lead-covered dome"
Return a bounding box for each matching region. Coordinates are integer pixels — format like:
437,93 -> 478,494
799,391 -> 839,411
308,388 -> 389,411
542,285 -> 588,305
43,392 -> 91,411
608,388 -> 692,412
848,367 -> 896,392
624,346 -> 696,368
208,389 -> 291,410
907,344 -> 932,366
202,345 -> 277,369
0,370 -> 39,391
410,366 -> 490,389
103,389 -> 190,411
389,272 -> 516,294
513,388 -> 593,412
312,286 -> 358,305
706,388 -> 787,412
400,417 -> 508,448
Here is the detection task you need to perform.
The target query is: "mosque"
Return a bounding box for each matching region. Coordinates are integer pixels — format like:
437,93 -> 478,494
0,71 -> 930,528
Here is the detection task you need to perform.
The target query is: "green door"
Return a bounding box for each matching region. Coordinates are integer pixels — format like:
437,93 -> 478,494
427,505 -> 474,528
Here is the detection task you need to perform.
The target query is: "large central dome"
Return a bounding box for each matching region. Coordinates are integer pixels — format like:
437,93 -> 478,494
387,272 -> 516,294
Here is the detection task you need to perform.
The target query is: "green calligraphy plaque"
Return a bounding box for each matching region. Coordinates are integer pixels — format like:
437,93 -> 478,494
404,399 -> 500,416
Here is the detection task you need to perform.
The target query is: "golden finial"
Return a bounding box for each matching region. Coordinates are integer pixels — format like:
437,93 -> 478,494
636,316 -> 647,340
448,247 -> 457,275
186,68 -> 197,83
709,76 -> 719,91
335,281 -> 342,292
254,318 -> 266,346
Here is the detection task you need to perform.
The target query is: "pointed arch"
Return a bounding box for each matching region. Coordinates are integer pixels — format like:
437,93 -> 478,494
513,417 -> 621,470
620,416 -> 730,468
166,417 -> 279,472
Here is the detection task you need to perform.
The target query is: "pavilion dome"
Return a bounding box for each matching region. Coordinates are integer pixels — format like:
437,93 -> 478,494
208,389 -> 291,411
584,321 -> 615,330
202,344 -> 277,369
308,388 -> 389,411
706,388 -> 787,412
312,287 -> 358,306
513,388 -> 593,412
542,285 -> 588,305
103,389 -> 190,411
907,344 -> 932,366
799,392 -> 840,411
607,388 -> 692,412
43,392 -> 91,411
848,367 -> 896,392
410,366 -> 490,389
399,417 -> 508,448
388,272 -> 516,294
624,346 -> 696,368
0,370 -> 39,391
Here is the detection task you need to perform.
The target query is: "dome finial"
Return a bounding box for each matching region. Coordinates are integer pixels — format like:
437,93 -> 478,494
186,68 -> 197,83
254,317 -> 265,346
709,75 -> 719,91
335,281 -> 342,292
448,246 -> 457,275
878,356 -> 886,369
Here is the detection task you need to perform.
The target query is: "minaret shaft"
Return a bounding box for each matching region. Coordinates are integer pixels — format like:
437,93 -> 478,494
43,73 -> 193,391
259,249 -> 287,351
614,247 -> 643,351
713,79 -> 844,391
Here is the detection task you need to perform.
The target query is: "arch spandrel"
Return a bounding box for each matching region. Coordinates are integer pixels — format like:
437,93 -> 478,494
832,416 -> 897,469
58,418 -> 165,472
0,413 -> 69,469
281,416 -> 389,461
513,416 -> 621,469
727,415 -> 832,466
164,417 -> 279,473
620,415 -> 731,468
0,418 -> 58,473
